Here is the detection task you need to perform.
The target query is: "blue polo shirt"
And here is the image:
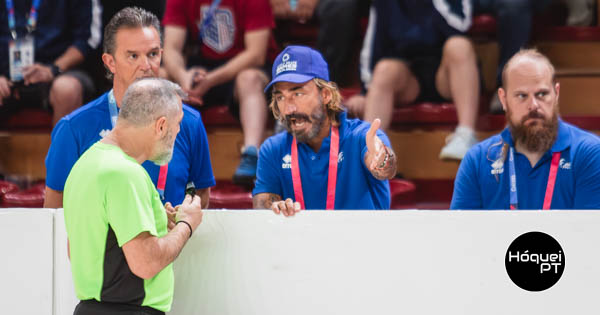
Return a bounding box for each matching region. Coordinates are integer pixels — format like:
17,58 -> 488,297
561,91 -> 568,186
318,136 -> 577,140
253,112 -> 391,209
451,120 -> 600,210
45,92 -> 216,206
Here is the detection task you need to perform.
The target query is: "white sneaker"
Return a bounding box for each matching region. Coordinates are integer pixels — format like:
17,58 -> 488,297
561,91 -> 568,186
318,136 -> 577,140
439,126 -> 478,160
566,0 -> 594,26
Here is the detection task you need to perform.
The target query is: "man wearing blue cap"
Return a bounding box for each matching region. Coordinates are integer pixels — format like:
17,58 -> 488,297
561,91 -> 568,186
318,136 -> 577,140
252,45 -> 397,214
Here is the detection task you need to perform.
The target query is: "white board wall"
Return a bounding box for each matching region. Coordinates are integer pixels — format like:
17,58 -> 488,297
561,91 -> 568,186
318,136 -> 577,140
3,209 -> 600,315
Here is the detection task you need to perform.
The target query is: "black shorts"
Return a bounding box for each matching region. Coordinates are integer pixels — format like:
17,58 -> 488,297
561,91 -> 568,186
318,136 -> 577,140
73,300 -> 165,315
408,55 -> 449,104
188,58 -> 271,118
4,69 -> 95,109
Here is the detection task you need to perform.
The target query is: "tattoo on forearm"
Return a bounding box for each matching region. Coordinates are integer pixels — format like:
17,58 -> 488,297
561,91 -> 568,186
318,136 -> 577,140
252,193 -> 282,209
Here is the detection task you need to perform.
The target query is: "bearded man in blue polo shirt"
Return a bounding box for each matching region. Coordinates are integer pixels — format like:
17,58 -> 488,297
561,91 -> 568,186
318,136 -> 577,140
253,46 -> 397,214
451,49 -> 600,210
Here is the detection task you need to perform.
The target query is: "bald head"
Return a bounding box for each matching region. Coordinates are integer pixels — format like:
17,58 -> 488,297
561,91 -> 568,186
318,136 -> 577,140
502,49 -> 555,90
119,78 -> 186,127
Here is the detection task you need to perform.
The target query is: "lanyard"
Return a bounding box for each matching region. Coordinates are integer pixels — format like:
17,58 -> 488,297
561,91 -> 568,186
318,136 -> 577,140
108,90 -> 169,201
200,0 -> 222,40
6,0 -> 41,40
291,126 -> 339,210
508,147 -> 561,210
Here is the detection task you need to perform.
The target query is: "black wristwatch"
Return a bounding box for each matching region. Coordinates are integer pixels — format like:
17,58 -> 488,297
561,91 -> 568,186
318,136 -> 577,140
49,64 -> 62,77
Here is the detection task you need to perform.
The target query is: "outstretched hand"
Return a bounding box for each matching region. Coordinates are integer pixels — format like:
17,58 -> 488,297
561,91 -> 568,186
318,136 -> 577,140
365,118 -> 397,179
366,119 -> 385,170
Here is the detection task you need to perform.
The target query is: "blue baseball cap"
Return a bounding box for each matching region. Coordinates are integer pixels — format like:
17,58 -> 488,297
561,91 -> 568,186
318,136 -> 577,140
264,45 -> 330,92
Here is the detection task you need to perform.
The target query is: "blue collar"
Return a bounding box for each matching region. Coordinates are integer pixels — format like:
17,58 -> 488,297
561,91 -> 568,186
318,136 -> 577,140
500,119 -> 571,153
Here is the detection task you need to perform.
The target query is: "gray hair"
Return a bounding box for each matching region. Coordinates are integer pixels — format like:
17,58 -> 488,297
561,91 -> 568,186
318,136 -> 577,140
119,78 -> 186,127
103,7 -> 162,79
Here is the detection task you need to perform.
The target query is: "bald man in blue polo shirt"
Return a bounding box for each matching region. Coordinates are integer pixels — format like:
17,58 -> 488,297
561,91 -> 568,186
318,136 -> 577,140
252,46 -> 397,214
451,49 -> 600,210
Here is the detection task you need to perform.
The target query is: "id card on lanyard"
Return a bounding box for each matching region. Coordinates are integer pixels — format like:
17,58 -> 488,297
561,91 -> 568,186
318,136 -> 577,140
291,126 -> 339,210
508,146 -> 561,210
108,90 -> 169,201
7,0 -> 39,81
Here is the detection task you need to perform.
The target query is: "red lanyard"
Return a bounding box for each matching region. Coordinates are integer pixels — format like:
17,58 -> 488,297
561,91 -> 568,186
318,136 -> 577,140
157,164 -> 168,201
509,151 -> 561,210
291,126 -> 339,210
542,152 -> 561,210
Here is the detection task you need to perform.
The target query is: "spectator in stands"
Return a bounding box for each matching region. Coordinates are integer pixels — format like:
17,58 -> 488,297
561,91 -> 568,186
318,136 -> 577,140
451,49 -> 600,210
0,0 -> 101,126
269,0 -> 362,85
348,0 -> 480,160
473,0 -> 553,112
44,7 -> 215,209
64,78 -> 203,315
253,46 -> 396,214
162,0 -> 275,187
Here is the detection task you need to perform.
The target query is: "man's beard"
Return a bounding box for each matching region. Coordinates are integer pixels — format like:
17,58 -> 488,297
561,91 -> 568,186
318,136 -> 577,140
283,101 -> 327,143
507,106 -> 558,153
150,130 -> 174,166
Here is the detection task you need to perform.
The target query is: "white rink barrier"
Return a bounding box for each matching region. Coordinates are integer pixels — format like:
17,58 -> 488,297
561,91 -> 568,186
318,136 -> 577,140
2,208 -> 600,315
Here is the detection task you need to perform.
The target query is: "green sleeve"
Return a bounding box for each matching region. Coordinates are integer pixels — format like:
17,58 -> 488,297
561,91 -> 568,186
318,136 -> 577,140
104,167 -> 162,247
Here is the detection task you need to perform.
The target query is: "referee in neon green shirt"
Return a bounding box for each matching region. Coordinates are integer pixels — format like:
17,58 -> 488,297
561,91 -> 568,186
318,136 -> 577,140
64,78 -> 203,315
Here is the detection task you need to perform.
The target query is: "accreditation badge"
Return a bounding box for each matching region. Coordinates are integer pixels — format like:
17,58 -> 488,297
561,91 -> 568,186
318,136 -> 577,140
9,35 -> 34,82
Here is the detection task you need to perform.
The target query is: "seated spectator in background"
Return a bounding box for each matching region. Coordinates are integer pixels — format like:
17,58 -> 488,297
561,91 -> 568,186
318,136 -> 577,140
253,46 -> 396,215
269,0 -> 362,84
347,0 -> 480,160
451,49 -> 600,210
473,0 -> 553,112
0,0 -> 101,125
162,0 -> 275,186
44,7 -> 215,209
64,78 -> 204,315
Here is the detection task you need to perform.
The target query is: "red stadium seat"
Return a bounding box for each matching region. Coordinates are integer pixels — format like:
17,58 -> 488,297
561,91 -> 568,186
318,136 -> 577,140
0,180 -> 19,202
209,180 -> 253,209
390,178 -> 417,209
2,183 -> 45,208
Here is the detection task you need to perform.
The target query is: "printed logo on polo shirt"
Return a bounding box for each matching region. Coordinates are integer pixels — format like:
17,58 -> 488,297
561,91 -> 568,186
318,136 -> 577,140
505,231 -> 565,291
338,152 -> 344,163
99,129 -> 110,138
559,158 -> 571,170
276,53 -> 297,75
491,158 -> 504,175
198,7 -> 235,53
282,154 -> 292,169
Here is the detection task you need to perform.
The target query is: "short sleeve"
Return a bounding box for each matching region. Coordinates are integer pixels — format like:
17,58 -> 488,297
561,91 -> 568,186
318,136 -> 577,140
253,138 -> 283,197
162,0 -> 188,28
189,112 -> 216,189
45,120 -> 81,191
243,0 -> 275,31
105,170 -> 160,246
450,147 -> 483,210
573,141 -> 600,209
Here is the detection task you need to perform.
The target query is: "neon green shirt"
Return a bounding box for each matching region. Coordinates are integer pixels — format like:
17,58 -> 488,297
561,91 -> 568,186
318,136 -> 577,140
64,141 -> 173,312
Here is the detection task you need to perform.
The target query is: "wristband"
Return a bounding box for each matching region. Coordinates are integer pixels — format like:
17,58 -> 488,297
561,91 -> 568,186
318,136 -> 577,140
176,220 -> 193,238
377,147 -> 391,169
49,64 -> 62,77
